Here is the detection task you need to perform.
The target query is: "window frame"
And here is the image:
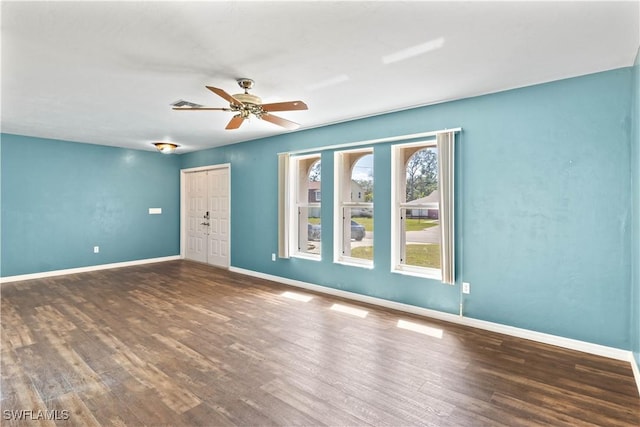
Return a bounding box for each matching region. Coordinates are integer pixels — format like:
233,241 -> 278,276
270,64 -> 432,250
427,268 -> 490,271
278,128 -> 458,277
391,139 -> 442,280
333,148 -> 374,268
290,153 -> 322,261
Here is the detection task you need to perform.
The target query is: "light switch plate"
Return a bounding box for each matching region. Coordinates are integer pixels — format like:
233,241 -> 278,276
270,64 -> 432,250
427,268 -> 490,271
149,208 -> 162,215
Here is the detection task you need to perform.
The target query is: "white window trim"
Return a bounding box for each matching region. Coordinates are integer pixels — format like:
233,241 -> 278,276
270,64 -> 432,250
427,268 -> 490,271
278,154 -> 290,258
337,257 -> 375,269
281,128 -> 461,157
292,252 -> 323,262
393,265 -> 442,280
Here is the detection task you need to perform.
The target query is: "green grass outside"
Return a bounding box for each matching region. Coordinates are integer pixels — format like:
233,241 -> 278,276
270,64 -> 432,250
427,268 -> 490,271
352,217 -> 438,232
350,245 -> 373,260
353,217 -> 373,231
405,218 -> 438,231
404,244 -> 441,268
351,244 -> 440,268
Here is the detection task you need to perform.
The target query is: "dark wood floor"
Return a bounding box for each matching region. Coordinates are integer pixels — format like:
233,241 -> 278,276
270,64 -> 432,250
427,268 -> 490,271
1,260 -> 638,426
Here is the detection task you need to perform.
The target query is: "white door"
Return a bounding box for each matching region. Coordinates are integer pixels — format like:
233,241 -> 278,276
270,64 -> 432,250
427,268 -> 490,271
206,168 -> 230,268
184,167 -> 230,267
185,171 -> 208,263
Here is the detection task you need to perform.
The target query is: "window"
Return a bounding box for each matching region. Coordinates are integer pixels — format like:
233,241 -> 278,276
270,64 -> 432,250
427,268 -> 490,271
279,130 -> 457,275
293,155 -> 321,258
392,132 -> 455,283
335,149 -> 373,267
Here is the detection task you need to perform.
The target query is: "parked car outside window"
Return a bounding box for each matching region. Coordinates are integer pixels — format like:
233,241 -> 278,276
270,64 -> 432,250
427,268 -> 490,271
307,223 -> 321,241
307,220 -> 366,241
350,220 -> 365,241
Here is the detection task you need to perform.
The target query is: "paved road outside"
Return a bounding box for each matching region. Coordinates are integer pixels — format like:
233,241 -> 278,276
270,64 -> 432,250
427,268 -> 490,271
406,225 -> 440,245
307,224 -> 441,254
351,225 -> 440,249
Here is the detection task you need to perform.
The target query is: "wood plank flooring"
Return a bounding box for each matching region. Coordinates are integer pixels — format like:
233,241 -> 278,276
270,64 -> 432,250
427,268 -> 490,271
1,260 -> 638,426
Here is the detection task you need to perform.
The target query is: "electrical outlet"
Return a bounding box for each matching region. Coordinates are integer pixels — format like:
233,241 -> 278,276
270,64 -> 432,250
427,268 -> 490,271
93,246 -> 100,254
271,253 -> 276,262
462,282 -> 470,294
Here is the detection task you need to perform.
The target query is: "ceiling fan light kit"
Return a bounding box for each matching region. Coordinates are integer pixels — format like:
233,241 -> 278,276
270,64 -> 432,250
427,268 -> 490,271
173,78 -> 308,130
153,142 -> 178,154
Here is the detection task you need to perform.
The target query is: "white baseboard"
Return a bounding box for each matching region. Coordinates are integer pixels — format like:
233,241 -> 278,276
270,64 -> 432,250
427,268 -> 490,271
631,353 -> 640,398
0,256 -> 181,284
229,266 -> 632,363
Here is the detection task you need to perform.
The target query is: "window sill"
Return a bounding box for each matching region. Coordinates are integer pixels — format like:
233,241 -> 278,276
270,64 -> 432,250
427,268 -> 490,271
292,253 -> 322,262
335,257 -> 374,270
392,266 -> 442,281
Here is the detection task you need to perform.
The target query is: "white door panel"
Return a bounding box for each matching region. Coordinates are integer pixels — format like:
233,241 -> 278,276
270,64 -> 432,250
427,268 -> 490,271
184,167 -> 230,268
185,171 -> 207,263
207,168 -> 230,268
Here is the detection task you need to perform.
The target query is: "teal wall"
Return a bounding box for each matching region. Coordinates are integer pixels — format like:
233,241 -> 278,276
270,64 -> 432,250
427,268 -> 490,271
182,68 -> 633,349
631,48 -> 640,371
0,66 -> 635,351
0,134 -> 181,276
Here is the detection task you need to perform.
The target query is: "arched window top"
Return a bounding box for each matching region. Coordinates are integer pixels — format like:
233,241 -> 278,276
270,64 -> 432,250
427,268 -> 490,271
308,159 -> 321,183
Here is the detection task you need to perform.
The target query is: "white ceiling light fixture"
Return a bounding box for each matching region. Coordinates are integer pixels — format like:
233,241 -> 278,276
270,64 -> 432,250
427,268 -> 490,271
382,37 -> 445,65
153,142 -> 178,154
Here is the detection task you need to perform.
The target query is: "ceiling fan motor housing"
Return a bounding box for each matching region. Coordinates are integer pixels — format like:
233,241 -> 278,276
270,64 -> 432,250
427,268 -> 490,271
233,93 -> 262,105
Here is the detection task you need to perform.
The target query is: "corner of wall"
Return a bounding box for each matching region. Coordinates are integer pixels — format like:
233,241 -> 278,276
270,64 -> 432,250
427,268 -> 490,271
631,45 -> 640,381
633,352 -> 640,398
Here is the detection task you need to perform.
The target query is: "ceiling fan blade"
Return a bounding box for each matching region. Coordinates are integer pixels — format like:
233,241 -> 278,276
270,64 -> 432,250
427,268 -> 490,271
261,113 -> 300,130
261,101 -> 308,112
226,115 -> 245,130
172,107 -> 231,111
206,86 -> 244,106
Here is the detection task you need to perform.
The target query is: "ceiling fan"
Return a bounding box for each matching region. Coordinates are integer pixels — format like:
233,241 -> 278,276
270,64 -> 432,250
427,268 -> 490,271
172,78 -> 308,130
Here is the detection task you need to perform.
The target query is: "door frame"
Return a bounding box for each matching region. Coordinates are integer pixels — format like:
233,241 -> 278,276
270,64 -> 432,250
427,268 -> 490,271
180,163 -> 231,267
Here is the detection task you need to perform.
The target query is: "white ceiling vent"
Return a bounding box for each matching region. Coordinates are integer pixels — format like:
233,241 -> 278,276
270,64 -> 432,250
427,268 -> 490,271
170,99 -> 202,108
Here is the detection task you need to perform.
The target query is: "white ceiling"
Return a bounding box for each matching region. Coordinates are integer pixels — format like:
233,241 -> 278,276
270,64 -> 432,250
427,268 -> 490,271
2,1 -> 639,153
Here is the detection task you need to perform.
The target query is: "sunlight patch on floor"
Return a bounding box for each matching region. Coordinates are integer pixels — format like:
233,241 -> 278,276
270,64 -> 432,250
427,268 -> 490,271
281,291 -> 313,302
330,303 -> 368,318
397,319 -> 443,338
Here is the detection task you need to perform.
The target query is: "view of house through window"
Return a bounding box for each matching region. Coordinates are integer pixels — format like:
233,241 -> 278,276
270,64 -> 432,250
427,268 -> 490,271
395,144 -> 441,272
335,149 -> 374,265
